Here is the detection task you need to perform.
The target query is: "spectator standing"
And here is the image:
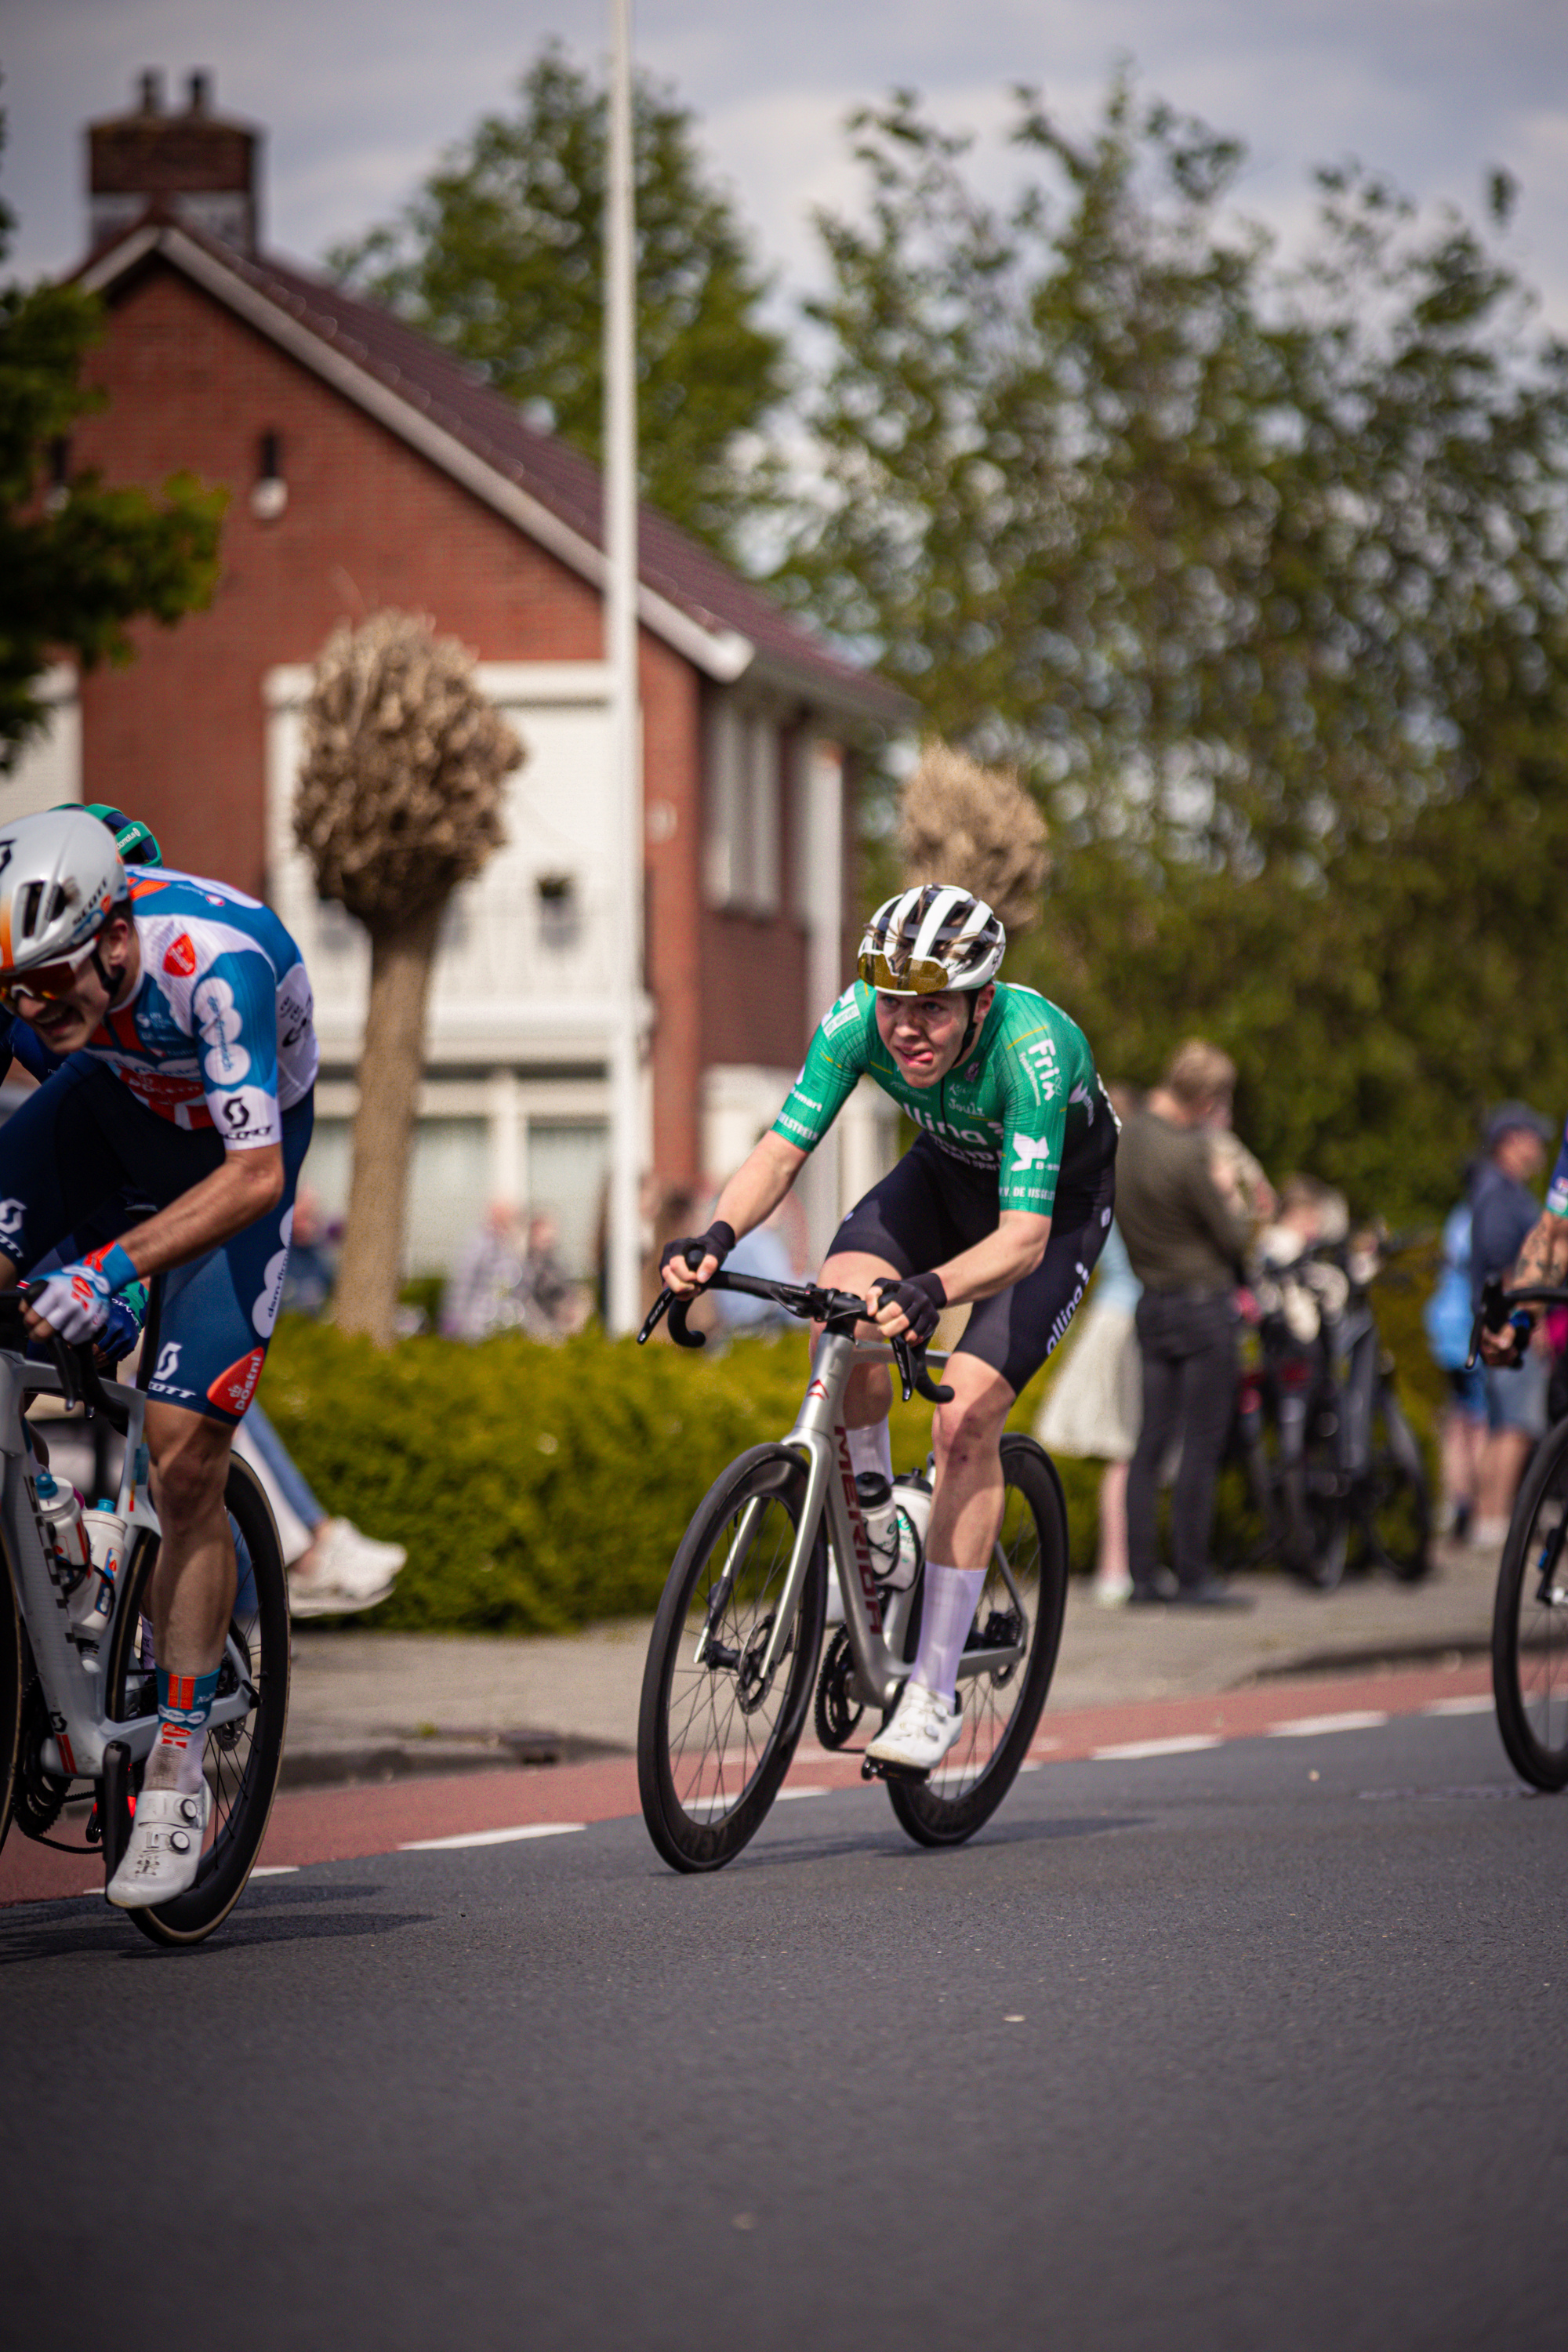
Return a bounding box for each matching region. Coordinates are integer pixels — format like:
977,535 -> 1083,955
1035,1085 -> 1144,1606
1468,1102 -> 1555,1546
517,1212 -> 588,1339
1035,1215 -> 1142,1604
442,1201 -> 525,1339
1116,1040 -> 1253,1606
1425,1196 -> 1487,1541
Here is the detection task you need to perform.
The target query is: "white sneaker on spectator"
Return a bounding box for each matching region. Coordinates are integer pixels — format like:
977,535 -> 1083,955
107,1784 -> 210,1907
289,1520 -> 405,1617
865,1680 -> 964,1776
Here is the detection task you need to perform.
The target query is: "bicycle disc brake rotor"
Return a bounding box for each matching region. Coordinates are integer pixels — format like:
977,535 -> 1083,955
968,1606 -> 1023,1687
735,1613 -> 782,1715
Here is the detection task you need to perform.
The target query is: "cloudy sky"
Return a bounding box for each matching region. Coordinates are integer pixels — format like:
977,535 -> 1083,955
3,0 -> 1566,330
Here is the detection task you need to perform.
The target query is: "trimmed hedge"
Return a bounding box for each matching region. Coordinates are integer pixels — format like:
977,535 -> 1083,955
260,1255 -> 1441,1632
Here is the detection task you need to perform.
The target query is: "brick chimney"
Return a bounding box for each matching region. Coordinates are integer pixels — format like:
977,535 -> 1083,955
87,70 -> 262,255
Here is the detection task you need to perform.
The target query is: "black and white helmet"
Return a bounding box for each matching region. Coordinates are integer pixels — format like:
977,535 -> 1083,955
857,884 -> 1006,996
0,807 -> 129,980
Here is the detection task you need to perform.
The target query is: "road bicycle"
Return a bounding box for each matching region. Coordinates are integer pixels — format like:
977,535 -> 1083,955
635,1269 -> 1069,1873
1475,1276 -> 1568,1790
0,1289 -> 289,1944
1227,1235 -> 1430,1590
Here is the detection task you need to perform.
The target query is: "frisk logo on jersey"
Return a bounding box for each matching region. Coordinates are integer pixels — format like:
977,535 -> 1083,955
163,933 -> 198,978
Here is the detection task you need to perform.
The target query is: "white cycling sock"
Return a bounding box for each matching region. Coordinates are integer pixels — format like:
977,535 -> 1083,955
910,1565 -> 985,1708
846,1418 -> 893,1487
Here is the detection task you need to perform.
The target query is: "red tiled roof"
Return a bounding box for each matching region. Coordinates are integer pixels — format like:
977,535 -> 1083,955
87,217 -> 909,728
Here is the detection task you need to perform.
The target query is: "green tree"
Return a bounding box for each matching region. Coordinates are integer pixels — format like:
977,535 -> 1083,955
789,81 -> 1568,1218
328,42 -> 789,561
0,140 -> 225,769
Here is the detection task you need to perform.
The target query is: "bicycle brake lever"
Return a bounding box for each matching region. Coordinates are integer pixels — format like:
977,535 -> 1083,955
48,1332 -> 80,1410
637,1287 -> 675,1345
891,1332 -> 916,1403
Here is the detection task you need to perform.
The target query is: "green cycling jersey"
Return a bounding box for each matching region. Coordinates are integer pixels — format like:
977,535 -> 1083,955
771,979 -> 1113,1218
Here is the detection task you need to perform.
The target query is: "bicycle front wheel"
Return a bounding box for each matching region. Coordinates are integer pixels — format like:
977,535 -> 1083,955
1493,1416 -> 1568,1790
887,1435 -> 1069,1850
638,1443 -> 827,1873
103,1456 -> 291,1944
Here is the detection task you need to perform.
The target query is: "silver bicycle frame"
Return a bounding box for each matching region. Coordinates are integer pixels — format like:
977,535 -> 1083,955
1,1348 -> 254,1780
722,1327 -> 1029,1714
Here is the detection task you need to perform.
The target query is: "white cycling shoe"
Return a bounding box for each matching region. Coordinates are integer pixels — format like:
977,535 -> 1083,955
865,1680 -> 964,1777
107,1784 -> 211,1908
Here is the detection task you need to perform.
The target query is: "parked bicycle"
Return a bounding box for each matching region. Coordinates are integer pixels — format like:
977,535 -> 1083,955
1475,1276 -> 1568,1789
635,1268 -> 1069,1872
0,1290 -> 289,1944
1228,1232 -> 1430,1589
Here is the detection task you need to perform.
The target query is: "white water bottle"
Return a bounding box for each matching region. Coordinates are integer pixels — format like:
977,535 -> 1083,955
855,1472 -> 923,1592
34,1468 -> 92,1598
75,1501 -> 128,1639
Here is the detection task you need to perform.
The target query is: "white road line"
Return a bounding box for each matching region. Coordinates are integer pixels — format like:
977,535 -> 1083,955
776,1786 -> 829,1801
1423,1695 -> 1494,1717
249,1865 -> 300,1878
400,1823 -> 586,1851
1268,1711 -> 1390,1738
1092,1735 -> 1224,1761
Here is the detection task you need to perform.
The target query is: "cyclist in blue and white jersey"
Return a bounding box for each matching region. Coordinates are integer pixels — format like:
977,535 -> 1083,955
0,807 -> 317,1906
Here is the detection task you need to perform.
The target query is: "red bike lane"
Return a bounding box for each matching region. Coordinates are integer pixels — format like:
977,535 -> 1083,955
0,1659 -> 1497,1908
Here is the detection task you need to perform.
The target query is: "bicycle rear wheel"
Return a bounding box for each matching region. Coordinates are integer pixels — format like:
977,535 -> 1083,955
103,1456 -> 291,1943
638,1443 -> 827,1873
1493,1415 -> 1568,1790
886,1436 -> 1068,1849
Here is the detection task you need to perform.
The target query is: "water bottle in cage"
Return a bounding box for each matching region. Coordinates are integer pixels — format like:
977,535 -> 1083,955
854,1472 -> 924,1592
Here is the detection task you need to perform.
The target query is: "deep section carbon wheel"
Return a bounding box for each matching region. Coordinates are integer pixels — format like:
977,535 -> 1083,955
885,1434 -> 1068,1849
103,1456 -> 290,1943
1493,1415 -> 1568,1790
639,1444 -> 827,1872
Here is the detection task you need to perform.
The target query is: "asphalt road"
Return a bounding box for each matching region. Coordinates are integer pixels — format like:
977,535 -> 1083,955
3,1708 -> 1566,2352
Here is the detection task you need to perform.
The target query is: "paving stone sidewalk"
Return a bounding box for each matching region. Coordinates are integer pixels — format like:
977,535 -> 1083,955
283,1534 -> 1501,1787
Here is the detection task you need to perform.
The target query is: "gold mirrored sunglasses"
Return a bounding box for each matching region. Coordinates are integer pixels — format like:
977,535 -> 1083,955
858,950 -> 953,995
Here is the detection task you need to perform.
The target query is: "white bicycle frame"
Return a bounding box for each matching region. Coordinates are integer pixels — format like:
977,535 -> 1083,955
695,1325 -> 1030,1713
1,1348 -> 254,1781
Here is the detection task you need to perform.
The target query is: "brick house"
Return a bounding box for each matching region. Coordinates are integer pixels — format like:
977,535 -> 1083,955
9,73 -> 908,1277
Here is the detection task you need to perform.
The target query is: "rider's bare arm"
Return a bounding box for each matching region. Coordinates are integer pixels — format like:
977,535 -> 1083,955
871,1209 -> 1051,1340
662,1132 -> 809,1296
1479,1208 -> 1568,1364
0,1145 -> 285,1320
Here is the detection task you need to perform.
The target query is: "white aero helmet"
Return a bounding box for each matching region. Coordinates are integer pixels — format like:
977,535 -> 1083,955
0,806 -> 130,985
858,883 -> 1006,996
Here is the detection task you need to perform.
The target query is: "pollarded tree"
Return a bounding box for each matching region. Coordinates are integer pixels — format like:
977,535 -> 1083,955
899,742 -> 1049,935
295,612 -> 523,1345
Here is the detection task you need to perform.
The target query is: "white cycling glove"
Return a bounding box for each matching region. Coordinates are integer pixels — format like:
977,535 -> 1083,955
26,1261 -> 115,1342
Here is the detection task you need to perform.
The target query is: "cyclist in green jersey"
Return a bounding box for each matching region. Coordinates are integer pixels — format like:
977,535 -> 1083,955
662,882 -> 1117,1774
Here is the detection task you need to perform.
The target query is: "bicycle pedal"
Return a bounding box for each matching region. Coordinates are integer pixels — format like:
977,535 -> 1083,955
860,1753 -> 928,1785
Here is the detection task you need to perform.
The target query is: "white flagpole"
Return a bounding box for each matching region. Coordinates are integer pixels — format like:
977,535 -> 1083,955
604,0 -> 643,1336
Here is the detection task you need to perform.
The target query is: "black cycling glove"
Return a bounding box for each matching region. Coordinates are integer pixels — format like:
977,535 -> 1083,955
659,1221 -> 736,1283
870,1269 -> 947,1345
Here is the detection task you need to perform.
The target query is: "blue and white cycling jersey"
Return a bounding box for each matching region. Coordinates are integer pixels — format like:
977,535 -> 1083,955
83,869 -> 318,1149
